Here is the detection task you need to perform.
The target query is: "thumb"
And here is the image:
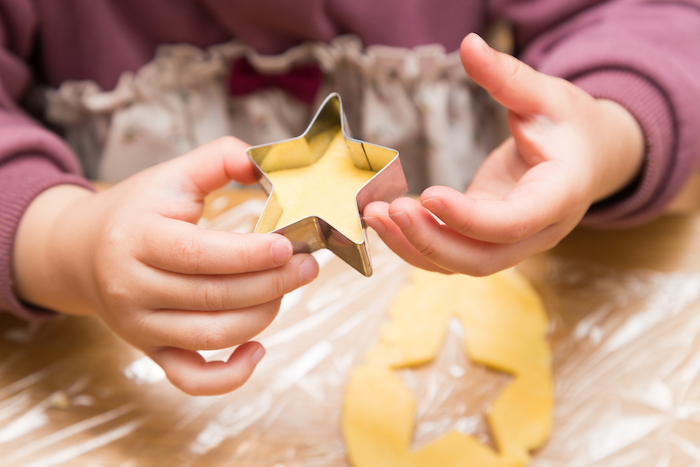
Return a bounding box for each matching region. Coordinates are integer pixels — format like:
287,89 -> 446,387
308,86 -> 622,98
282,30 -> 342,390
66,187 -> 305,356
157,136 -> 258,197
460,33 -> 566,117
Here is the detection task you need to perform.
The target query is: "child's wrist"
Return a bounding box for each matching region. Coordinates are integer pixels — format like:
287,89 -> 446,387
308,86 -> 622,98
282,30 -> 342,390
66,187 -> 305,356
13,184 -> 96,315
591,99 -> 645,202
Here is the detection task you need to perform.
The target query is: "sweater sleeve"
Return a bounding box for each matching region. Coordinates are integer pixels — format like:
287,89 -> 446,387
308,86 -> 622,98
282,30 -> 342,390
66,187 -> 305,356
0,1 -> 94,320
491,0 -> 700,228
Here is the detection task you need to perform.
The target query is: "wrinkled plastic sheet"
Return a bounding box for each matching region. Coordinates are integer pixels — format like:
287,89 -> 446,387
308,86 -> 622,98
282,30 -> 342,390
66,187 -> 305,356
1,196 -> 700,466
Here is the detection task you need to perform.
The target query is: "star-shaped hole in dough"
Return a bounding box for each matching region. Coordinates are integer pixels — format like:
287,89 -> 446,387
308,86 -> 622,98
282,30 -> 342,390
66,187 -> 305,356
248,93 -> 407,276
398,317 -> 512,452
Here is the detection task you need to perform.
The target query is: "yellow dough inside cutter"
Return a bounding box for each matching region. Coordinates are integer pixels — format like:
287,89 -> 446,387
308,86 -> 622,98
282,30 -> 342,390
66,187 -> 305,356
265,130 -> 376,243
342,268 -> 553,467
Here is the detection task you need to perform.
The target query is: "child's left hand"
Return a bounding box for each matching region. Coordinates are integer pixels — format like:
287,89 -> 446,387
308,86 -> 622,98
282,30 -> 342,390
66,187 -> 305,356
364,33 -> 645,276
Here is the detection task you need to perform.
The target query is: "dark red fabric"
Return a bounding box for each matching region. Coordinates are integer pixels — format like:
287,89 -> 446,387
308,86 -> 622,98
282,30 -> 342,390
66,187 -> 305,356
228,57 -> 323,105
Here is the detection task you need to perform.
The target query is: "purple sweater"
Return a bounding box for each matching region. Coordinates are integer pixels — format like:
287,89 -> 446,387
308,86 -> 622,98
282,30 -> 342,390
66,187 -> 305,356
2,0 -> 700,319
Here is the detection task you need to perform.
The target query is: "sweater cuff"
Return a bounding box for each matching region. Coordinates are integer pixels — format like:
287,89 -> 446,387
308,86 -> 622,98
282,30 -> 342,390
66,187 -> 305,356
0,155 -> 94,320
572,70 -> 676,229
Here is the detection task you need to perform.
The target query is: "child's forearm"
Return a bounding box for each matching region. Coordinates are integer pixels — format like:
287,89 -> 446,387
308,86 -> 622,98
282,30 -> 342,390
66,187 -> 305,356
589,99 -> 645,203
13,184 -> 97,315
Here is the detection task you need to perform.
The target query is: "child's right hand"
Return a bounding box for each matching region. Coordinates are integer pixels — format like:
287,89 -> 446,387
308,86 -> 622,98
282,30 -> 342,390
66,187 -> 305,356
12,137 -> 319,396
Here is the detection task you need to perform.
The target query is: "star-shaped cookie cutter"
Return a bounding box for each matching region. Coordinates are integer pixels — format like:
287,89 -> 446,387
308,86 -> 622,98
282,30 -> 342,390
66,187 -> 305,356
247,92 -> 408,276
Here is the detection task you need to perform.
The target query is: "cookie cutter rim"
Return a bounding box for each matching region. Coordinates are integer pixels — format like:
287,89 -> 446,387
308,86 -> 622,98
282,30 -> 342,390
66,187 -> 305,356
247,92 -> 408,277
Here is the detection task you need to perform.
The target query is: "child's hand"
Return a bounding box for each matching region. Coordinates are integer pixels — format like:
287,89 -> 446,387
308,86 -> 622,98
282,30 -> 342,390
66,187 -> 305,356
13,137 -> 319,395
364,33 -> 645,276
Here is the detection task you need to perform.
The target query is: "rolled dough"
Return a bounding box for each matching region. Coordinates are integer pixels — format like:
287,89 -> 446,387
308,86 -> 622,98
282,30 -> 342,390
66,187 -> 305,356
342,268 -> 553,466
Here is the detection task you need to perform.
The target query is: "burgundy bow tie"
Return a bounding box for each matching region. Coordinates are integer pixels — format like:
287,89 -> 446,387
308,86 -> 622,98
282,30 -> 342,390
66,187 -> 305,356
228,57 -> 323,105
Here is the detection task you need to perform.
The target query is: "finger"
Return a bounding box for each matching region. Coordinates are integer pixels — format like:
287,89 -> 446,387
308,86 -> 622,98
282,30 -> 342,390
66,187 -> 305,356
155,136 -> 258,196
420,161 -> 588,244
150,342 -> 265,396
138,253 -> 318,311
460,33 -> 567,117
364,201 -> 451,274
135,215 -> 293,274
387,198 -> 568,276
137,299 -> 281,351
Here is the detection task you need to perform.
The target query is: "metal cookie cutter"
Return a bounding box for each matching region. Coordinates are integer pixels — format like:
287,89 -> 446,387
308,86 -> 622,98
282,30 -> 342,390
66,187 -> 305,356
247,92 -> 408,276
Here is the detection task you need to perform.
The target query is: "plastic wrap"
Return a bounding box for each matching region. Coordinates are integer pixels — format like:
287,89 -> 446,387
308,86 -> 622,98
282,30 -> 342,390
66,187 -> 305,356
1,195 -> 700,466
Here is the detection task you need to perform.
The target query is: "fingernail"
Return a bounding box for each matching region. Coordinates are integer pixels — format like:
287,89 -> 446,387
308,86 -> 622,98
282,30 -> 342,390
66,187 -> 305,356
250,346 -> 265,366
471,33 -> 491,53
271,238 -> 292,264
363,216 -> 386,235
299,256 -> 319,283
421,197 -> 446,214
389,211 -> 412,230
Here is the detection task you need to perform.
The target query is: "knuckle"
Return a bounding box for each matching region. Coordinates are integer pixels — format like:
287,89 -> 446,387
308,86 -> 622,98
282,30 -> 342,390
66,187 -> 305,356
180,234 -> 205,273
130,314 -> 152,345
453,215 -> 476,237
99,277 -> 132,308
505,224 -> 530,243
503,214 -> 537,243
101,219 -> 132,254
273,270 -> 291,297
191,319 -> 230,350
506,56 -> 523,81
236,237 -> 256,269
199,280 -> 228,311
490,55 -> 523,97
203,323 -> 229,350
414,236 -> 442,263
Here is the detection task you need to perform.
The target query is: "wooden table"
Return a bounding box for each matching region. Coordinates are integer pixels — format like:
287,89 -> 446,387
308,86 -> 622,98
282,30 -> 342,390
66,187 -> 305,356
2,188 -> 700,466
